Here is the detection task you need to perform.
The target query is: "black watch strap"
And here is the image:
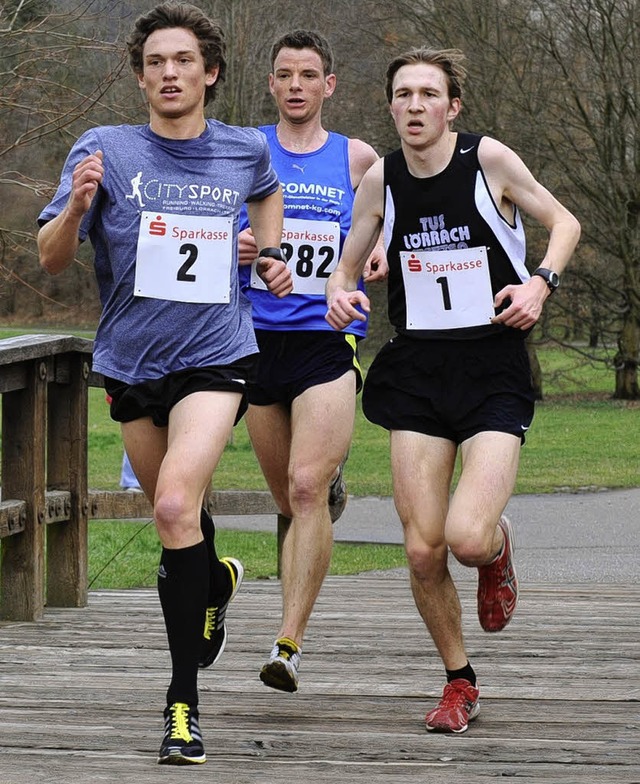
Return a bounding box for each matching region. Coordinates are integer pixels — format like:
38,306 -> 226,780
532,267 -> 560,293
258,246 -> 285,261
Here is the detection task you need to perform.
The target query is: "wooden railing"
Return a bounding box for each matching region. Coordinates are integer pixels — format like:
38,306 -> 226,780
0,334 -> 279,622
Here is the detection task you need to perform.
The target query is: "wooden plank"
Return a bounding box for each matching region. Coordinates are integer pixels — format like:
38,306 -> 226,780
207,490 -> 278,517
0,577 -> 637,783
0,500 -> 26,538
86,489 -> 277,520
0,334 -> 93,366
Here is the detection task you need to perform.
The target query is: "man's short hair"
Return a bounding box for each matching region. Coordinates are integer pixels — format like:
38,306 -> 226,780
270,29 -> 334,76
385,47 -> 467,104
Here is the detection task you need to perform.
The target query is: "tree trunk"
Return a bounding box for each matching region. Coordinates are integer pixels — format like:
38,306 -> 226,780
613,310 -> 640,399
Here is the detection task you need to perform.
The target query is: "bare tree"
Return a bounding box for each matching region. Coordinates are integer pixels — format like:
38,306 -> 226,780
525,0 -> 640,398
0,0 -> 137,322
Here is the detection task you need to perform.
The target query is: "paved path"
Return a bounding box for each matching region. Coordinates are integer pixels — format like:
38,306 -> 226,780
214,488 -> 640,584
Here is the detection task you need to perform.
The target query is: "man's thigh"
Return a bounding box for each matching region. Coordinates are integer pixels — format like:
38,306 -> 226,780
289,372 -> 357,478
447,430 -> 521,543
390,430 -> 458,548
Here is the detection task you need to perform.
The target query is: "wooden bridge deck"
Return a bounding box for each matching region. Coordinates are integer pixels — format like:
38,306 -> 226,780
1,571 -> 638,783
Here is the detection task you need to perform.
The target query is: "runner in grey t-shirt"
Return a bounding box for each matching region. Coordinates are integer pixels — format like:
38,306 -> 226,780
37,2 -> 291,766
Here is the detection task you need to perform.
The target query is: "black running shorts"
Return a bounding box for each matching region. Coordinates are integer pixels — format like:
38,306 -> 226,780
104,354 -> 259,427
248,329 -> 363,407
362,333 -> 535,444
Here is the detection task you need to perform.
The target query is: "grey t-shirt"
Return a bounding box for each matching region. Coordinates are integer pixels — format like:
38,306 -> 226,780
39,120 -> 279,384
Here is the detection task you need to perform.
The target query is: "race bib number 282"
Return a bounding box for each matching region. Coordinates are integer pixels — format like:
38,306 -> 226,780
250,217 -> 340,295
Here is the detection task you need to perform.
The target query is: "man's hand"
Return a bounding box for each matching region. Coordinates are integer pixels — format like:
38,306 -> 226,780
325,287 -> 370,330
256,256 -> 292,298
68,151 -> 104,218
237,227 -> 258,265
491,276 -> 549,330
362,245 -> 388,283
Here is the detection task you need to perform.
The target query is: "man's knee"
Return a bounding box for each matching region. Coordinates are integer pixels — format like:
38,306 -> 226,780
405,538 -> 448,583
288,463 -> 329,511
448,521 -> 497,567
154,489 -> 199,542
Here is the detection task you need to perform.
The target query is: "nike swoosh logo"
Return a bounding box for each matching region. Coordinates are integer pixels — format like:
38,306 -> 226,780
520,425 -> 530,432
460,146 -> 475,154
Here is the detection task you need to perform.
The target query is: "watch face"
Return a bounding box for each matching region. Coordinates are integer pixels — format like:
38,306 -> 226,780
535,268 -> 559,290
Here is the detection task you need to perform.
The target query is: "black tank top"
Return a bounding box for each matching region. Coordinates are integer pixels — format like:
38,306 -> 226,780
383,132 -> 528,340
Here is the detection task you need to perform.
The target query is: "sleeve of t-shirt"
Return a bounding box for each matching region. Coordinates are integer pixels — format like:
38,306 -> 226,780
245,129 -> 280,204
37,128 -> 103,241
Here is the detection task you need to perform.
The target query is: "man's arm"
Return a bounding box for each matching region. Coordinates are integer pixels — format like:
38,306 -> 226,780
38,151 -> 104,274
348,138 -> 388,283
247,186 -> 292,298
325,160 -> 384,330
480,138 -> 581,330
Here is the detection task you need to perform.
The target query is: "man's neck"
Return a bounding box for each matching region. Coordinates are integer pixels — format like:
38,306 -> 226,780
148,113 -> 207,140
275,118 -> 328,154
402,131 -> 457,178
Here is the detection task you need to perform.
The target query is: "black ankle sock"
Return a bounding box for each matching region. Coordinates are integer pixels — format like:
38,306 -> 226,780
158,540 -> 209,706
446,662 -> 476,686
200,508 -> 230,602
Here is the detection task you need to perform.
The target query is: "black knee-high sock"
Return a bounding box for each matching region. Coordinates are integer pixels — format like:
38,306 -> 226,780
158,541 -> 209,707
200,508 -> 231,602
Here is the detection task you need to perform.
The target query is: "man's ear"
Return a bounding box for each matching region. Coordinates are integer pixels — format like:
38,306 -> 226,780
206,65 -> 220,88
324,73 -> 337,99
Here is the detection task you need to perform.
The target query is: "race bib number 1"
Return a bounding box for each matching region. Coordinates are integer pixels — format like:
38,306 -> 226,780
400,246 -> 494,330
135,211 -> 233,303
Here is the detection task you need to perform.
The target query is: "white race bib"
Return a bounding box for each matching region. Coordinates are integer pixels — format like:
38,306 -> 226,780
135,211 -> 233,303
400,246 -> 494,330
250,217 -> 340,295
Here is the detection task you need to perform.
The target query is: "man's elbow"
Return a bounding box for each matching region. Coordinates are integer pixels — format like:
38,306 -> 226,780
38,243 -> 71,276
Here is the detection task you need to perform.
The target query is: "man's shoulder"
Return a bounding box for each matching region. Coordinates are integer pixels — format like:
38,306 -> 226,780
76,124 -> 145,146
347,137 -> 379,183
207,119 -> 270,150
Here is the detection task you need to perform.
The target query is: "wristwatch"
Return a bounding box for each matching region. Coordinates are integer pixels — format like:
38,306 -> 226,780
532,267 -> 560,294
258,246 -> 286,262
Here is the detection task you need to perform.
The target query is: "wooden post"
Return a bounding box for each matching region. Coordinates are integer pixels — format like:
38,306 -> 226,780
0,360 -> 47,620
46,353 -> 90,607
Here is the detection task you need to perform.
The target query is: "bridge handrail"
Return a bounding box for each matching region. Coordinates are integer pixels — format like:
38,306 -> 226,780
0,334 -> 278,622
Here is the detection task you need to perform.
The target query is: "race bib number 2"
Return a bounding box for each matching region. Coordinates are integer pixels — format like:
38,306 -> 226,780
135,211 -> 233,303
400,246 -> 494,330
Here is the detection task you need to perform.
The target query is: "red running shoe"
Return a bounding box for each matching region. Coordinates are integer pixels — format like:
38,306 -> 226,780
477,515 -> 518,632
425,679 -> 480,733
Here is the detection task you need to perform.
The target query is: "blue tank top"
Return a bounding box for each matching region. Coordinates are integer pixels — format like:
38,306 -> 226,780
239,125 -> 367,336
